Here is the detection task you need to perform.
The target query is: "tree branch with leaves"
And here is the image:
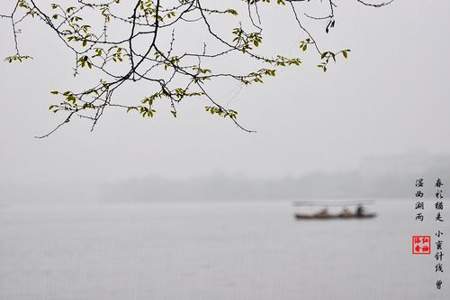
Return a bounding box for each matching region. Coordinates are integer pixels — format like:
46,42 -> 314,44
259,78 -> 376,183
1,0 -> 393,137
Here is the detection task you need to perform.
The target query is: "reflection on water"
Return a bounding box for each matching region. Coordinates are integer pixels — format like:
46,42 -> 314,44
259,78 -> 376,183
0,200 -> 447,300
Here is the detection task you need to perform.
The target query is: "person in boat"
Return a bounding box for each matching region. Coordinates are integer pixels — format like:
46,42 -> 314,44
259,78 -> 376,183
339,207 -> 353,217
355,204 -> 365,217
314,208 -> 329,217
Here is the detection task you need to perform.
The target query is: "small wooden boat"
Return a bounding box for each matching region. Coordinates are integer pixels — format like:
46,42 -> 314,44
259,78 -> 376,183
293,200 -> 377,221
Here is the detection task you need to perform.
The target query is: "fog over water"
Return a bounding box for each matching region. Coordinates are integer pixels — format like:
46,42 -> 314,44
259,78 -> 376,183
1,152 -> 449,204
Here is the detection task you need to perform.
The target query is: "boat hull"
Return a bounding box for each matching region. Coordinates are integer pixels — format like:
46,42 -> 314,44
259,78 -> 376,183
294,213 -> 377,220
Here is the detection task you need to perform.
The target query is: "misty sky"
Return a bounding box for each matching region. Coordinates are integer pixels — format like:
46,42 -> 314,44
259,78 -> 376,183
1,0 -> 450,185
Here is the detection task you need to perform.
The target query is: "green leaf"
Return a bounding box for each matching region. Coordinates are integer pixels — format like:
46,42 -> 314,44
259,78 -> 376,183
226,9 -> 238,15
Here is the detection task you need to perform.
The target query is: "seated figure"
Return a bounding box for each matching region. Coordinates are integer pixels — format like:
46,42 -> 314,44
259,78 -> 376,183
355,205 -> 365,217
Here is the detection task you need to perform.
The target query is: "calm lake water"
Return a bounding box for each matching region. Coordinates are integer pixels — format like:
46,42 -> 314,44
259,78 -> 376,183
0,200 -> 448,300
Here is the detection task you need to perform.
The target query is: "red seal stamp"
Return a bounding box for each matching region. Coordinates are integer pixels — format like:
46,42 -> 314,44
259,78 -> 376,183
412,235 -> 431,255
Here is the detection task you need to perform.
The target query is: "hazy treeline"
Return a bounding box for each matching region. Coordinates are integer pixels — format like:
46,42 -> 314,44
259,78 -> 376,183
101,153 -> 450,202
2,153 -> 449,203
